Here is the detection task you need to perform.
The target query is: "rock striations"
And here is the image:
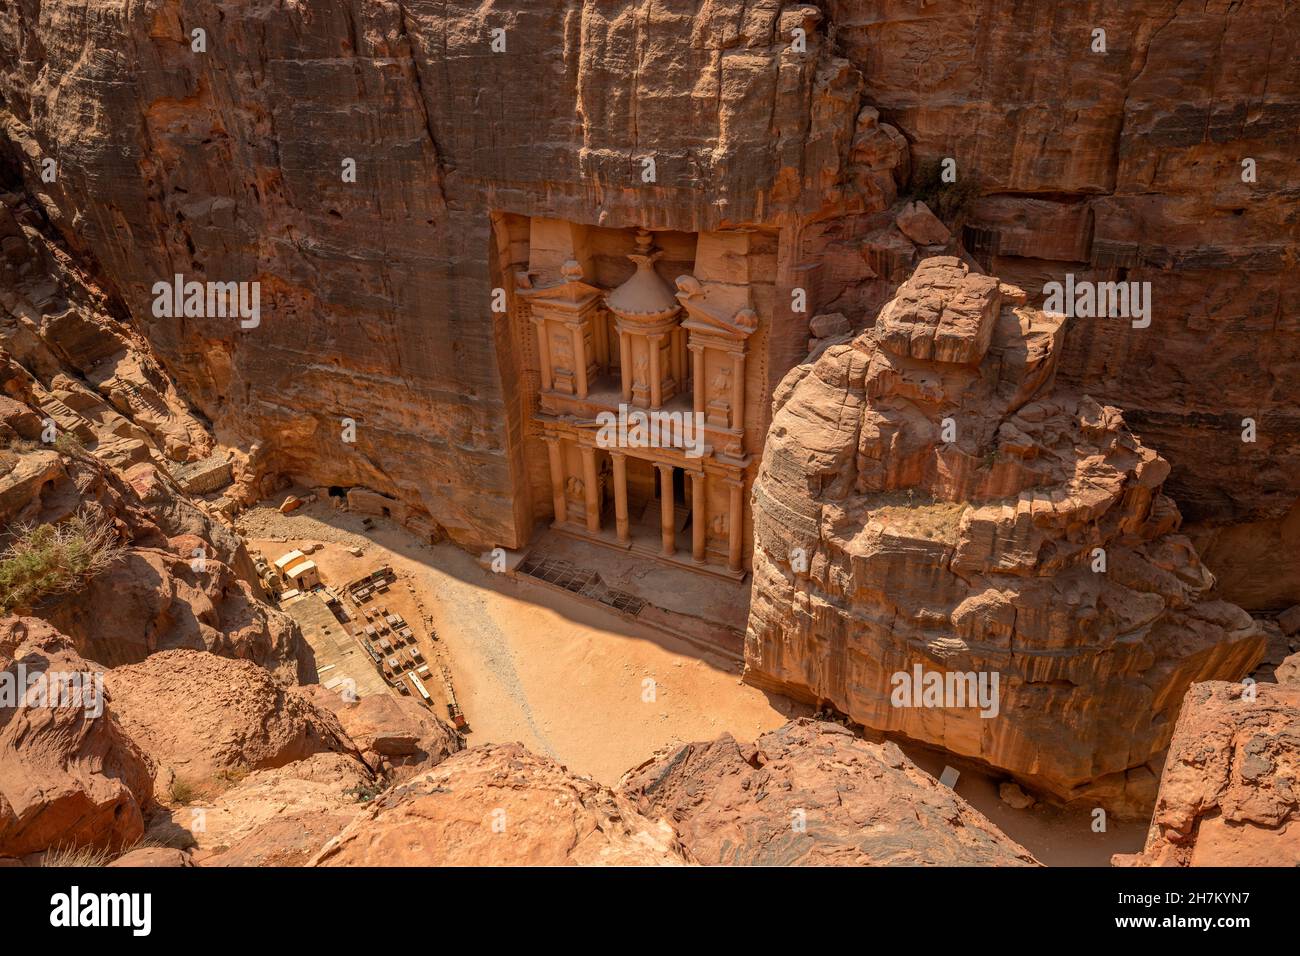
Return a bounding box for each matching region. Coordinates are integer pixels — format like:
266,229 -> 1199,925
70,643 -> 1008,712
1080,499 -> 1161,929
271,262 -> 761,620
744,257 -> 1265,814
0,618 -> 153,856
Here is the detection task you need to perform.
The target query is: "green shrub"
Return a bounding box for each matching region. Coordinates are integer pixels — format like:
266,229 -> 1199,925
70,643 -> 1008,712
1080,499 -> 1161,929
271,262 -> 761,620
344,779 -> 388,803
53,432 -> 89,459
0,509 -> 126,613
907,159 -> 982,225
169,777 -> 196,806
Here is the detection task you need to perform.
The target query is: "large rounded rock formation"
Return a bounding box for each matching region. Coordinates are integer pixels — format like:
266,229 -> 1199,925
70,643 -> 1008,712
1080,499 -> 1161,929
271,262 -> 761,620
744,257 -> 1265,813
621,718 -> 1038,866
310,742 -> 691,867
104,649 -> 361,800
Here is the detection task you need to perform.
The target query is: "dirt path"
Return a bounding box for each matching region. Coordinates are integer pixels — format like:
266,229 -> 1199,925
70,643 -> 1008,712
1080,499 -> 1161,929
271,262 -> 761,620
240,501 -> 802,783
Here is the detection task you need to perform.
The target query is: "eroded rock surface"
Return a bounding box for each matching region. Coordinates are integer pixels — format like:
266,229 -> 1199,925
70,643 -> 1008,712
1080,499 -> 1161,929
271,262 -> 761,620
829,2 -> 1300,607
311,742 -> 691,867
105,649 -> 360,798
0,617 -> 153,856
745,258 -> 1265,813
179,752 -> 377,868
621,718 -> 1038,866
301,684 -> 462,780
1116,680 -> 1300,867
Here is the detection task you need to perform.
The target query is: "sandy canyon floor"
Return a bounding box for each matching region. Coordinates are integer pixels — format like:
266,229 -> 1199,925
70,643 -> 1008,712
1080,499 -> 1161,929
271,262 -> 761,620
238,497 -> 1146,866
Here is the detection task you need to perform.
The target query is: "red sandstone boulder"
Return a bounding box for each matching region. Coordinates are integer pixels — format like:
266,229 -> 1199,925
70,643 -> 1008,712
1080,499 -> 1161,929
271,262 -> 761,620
896,200 -> 951,246
310,742 -> 691,867
301,685 -> 462,779
170,752 -> 377,867
1276,652 -> 1300,686
44,547 -> 303,684
104,650 -> 361,801
621,718 -> 1038,866
1115,680 -> 1300,867
0,617 -> 153,855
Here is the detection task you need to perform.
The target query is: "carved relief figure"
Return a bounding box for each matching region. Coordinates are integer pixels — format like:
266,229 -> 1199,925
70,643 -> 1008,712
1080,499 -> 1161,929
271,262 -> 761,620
710,363 -> 732,398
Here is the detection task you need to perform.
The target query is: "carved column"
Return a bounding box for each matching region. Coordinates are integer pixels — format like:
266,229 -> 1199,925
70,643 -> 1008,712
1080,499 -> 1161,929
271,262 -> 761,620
670,328 -> 684,393
726,477 -> 744,573
611,452 -> 630,544
649,334 -> 664,409
595,308 -> 609,372
619,330 -> 633,403
691,471 -> 707,564
581,445 -> 600,533
679,329 -> 689,394
533,317 -> 553,393
571,323 -> 590,399
545,437 -> 566,525
657,462 -> 675,556
731,351 -> 746,434
689,344 -> 704,416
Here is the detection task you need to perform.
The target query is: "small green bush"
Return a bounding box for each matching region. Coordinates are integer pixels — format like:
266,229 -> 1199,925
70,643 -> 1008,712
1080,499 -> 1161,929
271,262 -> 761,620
52,432 -> 89,459
907,159 -> 982,225
169,777 -> 196,806
0,509 -> 125,613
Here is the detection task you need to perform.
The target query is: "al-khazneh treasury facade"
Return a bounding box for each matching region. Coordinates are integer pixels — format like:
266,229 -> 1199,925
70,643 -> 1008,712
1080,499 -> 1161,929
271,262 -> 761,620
497,216 -> 783,579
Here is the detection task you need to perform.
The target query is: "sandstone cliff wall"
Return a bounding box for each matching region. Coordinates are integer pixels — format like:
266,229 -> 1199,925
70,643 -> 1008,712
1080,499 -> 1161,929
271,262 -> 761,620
0,1 -> 1292,588
0,0 -> 872,551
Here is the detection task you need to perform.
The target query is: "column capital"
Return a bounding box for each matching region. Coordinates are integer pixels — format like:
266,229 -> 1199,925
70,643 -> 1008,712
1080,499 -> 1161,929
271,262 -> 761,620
655,461 -> 676,475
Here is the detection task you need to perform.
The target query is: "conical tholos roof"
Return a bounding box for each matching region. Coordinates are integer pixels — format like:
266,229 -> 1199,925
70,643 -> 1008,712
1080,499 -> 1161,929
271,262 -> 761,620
605,229 -> 679,318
